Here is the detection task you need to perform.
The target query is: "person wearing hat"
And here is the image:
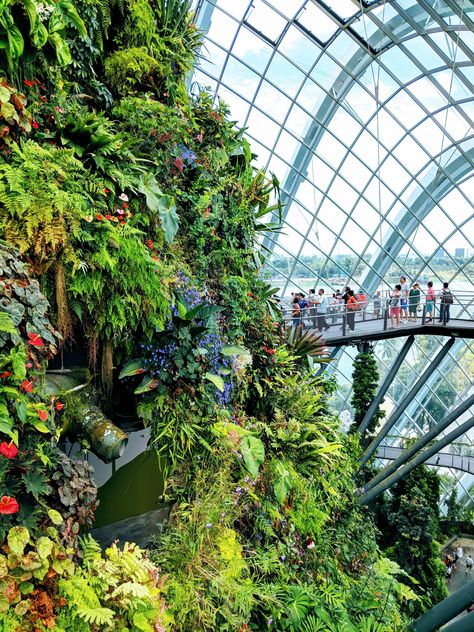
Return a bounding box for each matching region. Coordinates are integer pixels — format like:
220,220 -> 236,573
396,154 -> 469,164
408,282 -> 421,322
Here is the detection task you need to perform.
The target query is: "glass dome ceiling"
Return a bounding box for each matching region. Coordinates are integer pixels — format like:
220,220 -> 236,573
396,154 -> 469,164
192,0 -> 474,507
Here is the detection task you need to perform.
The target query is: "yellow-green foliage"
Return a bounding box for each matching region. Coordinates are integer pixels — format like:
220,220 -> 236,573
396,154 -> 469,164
0,141 -> 86,272
216,528 -> 246,579
104,47 -> 160,95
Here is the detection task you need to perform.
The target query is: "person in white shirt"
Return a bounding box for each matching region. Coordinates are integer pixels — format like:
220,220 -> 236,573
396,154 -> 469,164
465,554 -> 473,574
400,275 -> 409,324
316,289 -> 330,332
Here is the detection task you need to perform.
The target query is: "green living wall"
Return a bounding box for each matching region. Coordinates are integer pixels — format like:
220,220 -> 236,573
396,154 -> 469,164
0,1 -> 419,630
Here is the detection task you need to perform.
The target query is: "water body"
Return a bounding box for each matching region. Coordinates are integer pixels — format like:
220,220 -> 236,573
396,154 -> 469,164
67,427 -> 167,546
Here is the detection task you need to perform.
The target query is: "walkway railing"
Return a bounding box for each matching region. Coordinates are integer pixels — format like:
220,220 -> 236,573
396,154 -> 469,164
376,444 -> 474,476
280,292 -> 474,337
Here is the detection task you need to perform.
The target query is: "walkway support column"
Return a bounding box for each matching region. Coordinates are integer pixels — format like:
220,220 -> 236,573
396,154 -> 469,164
360,337 -> 455,467
359,414 -> 474,505
410,579 -> 474,632
364,393 -> 474,492
358,335 -> 415,435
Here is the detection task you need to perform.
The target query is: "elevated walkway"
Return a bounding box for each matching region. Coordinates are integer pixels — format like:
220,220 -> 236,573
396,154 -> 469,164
322,318 -> 473,346
282,292 -> 474,347
376,445 -> 474,475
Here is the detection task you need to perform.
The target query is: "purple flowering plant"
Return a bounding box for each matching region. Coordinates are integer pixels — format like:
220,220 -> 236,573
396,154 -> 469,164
119,273 -> 239,404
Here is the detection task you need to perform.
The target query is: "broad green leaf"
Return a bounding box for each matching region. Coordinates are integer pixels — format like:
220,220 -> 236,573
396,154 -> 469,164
36,536 -> 54,560
32,421 -> 49,433
134,374 -> 158,394
1,13 -> 24,61
139,174 -> 179,243
176,300 -> 187,318
15,400 -> 27,423
119,359 -> 145,379
220,345 -> 249,357
0,101 -> 14,120
57,0 -> 87,37
240,435 -> 265,478
49,31 -> 71,66
8,526 -> 30,555
273,462 -> 291,505
48,509 -> 63,525
11,345 -> 26,380
31,21 -> 48,47
195,347 -> 208,356
23,0 -> 39,35
0,85 -> 10,102
19,581 -> 34,595
203,372 -> 224,392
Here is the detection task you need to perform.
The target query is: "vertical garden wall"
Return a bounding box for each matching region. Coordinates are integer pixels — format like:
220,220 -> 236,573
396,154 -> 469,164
0,1 -> 430,630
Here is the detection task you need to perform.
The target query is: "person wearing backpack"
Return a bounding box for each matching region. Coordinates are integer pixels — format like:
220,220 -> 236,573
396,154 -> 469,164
438,282 -> 453,323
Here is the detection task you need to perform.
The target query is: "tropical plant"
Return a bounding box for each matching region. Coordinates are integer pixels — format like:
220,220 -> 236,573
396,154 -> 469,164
349,349 -> 385,447
0,0 -> 87,76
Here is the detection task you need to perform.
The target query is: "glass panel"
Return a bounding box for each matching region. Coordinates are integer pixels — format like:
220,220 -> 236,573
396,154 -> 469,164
231,27 -> 274,73
221,57 -> 260,100
297,3 -> 339,41
206,7 -> 240,48
255,81 -> 292,124
245,3 -> 287,42
265,53 -> 306,98
279,26 -> 321,72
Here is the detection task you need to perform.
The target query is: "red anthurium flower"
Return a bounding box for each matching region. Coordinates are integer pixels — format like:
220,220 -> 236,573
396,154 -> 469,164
122,203 -> 129,209
0,371 -> 10,378
0,496 -> 19,514
37,409 -> 48,421
103,188 -> 110,194
0,441 -> 18,458
21,380 -> 33,393
95,213 -> 104,221
32,121 -> 39,129
27,332 -> 44,348
25,362 -> 32,369
55,401 -> 65,411
105,214 -> 112,220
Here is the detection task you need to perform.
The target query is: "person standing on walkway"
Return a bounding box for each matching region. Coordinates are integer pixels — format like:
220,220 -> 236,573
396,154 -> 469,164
389,284 -> 402,328
408,283 -> 420,321
400,276 -> 409,324
438,282 -> 453,324
426,281 -> 436,323
346,290 -> 358,332
308,288 -> 318,329
292,296 -> 301,329
316,289 -> 330,332
373,289 -> 381,319
465,554 -> 473,575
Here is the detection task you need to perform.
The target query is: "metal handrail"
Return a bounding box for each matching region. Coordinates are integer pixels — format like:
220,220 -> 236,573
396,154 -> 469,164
281,295 -> 474,335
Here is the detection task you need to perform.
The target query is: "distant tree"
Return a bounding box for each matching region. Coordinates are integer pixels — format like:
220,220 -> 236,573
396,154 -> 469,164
386,464 -> 447,616
349,349 -> 385,449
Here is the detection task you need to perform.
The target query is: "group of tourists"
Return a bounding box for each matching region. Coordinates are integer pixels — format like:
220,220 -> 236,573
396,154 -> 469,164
444,543 -> 473,582
289,277 -> 455,333
388,277 -> 454,328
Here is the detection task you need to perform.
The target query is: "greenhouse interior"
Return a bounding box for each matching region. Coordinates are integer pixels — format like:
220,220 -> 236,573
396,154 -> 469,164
0,0 -> 473,630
